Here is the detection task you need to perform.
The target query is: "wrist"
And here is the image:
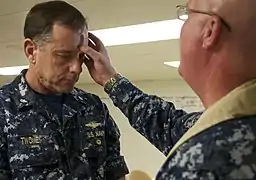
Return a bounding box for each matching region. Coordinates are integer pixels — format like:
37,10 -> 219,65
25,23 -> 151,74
101,72 -> 117,87
104,73 -> 123,94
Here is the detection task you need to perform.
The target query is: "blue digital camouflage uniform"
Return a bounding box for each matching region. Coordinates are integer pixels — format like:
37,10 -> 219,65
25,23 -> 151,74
106,77 -> 256,180
0,70 -> 129,180
106,77 -> 202,156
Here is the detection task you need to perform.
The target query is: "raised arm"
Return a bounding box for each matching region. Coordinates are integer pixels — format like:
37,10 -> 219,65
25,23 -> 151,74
105,77 -> 202,155
81,32 -> 202,155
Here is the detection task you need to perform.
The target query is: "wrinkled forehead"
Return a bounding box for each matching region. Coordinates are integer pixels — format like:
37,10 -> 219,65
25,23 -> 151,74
73,28 -> 88,47
76,30 -> 88,48
50,24 -> 89,49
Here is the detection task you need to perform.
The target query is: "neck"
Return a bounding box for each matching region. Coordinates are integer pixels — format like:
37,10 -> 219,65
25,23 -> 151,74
25,69 -> 52,94
201,70 -> 254,108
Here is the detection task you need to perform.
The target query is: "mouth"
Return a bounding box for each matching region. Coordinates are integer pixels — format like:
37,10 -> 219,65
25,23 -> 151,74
62,75 -> 79,84
64,78 -> 77,84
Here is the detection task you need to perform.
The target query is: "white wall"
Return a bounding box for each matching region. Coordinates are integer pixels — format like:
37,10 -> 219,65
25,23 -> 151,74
78,79 -> 204,178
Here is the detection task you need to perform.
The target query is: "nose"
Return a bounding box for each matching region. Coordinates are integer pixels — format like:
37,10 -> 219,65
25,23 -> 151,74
69,59 -> 82,74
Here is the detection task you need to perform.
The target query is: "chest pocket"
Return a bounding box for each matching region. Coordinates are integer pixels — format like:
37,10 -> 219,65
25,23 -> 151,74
78,117 -> 107,166
7,134 -> 58,170
82,126 -> 106,152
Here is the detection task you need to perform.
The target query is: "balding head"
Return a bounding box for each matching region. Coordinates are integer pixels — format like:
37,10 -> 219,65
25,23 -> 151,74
211,0 -> 256,46
178,0 -> 256,107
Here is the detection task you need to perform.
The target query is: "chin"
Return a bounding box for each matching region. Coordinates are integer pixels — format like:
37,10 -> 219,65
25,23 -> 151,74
55,85 -> 75,94
61,87 -> 74,93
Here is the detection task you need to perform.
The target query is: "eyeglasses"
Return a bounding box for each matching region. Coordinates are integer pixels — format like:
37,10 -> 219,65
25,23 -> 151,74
176,5 -> 231,32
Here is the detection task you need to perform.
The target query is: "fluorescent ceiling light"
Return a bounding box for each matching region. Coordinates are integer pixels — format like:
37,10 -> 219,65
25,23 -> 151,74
0,65 -> 28,75
1,19 -> 184,75
164,61 -> 180,68
91,19 -> 184,46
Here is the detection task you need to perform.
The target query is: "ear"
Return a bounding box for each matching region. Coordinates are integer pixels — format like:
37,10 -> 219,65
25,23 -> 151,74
23,38 -> 37,64
202,16 -> 222,49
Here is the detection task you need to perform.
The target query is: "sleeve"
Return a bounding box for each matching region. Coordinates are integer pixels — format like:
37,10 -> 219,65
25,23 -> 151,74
156,117 -> 256,180
0,98 -> 11,179
107,77 -> 203,155
103,104 -> 129,180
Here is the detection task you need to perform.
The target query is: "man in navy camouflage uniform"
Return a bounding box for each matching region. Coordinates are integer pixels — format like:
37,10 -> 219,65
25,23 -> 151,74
81,0 -> 256,179
0,1 -> 128,179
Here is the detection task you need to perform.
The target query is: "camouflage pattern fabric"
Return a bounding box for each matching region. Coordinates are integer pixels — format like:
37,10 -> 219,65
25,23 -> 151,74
107,77 -> 256,180
0,70 -> 129,180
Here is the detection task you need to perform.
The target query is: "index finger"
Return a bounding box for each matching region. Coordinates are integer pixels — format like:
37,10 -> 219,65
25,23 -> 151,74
88,32 -> 105,49
80,45 -> 100,62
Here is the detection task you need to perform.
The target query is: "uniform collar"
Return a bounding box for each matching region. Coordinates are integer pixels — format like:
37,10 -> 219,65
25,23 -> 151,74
168,78 -> 256,157
11,69 -> 88,111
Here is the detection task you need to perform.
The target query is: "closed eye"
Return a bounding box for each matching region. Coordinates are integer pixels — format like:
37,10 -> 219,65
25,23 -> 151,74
57,54 -> 73,60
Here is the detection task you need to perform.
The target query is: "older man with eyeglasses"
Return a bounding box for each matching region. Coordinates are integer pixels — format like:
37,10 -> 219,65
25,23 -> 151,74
81,0 -> 256,179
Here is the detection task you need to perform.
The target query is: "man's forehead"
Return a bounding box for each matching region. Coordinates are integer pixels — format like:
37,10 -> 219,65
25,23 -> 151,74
79,29 -> 88,38
187,0 -> 202,8
187,0 -> 194,7
187,0 -> 212,8
51,25 -> 88,50
79,31 -> 88,47
188,0 -> 222,10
